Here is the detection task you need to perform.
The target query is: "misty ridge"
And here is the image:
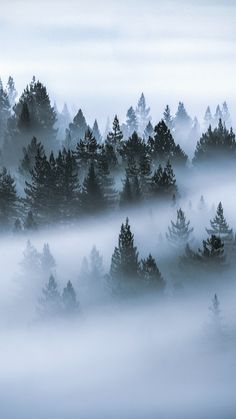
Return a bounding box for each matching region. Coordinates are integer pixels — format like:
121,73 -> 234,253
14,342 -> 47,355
0,75 -> 236,419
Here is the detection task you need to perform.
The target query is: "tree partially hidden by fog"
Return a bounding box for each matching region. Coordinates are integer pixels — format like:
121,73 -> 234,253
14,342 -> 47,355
206,202 -> 233,242
166,208 -> 194,249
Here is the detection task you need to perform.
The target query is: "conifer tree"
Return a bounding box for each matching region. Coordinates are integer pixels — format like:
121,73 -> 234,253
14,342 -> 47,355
120,172 -> 133,207
193,120 -> 236,163
199,235 -> 226,268
214,105 -> 222,127
92,119 -> 102,143
81,162 -> 106,213
0,167 -> 19,227
41,243 -> 56,276
148,120 -> 187,166
166,208 -> 194,248
38,275 -> 61,319
125,106 -> 138,137
222,102 -> 231,129
0,83 -> 11,143
62,281 -> 78,314
7,76 -> 17,108
141,254 -> 165,291
13,218 -> 22,233
106,115 -> 123,150
69,108 -> 88,147
110,218 -> 140,281
19,137 -> 44,176
163,105 -> 173,130
135,93 -> 151,135
206,202 -> 233,242
144,121 -> 154,140
97,147 -> 117,208
24,210 -> 37,230
204,106 -> 213,130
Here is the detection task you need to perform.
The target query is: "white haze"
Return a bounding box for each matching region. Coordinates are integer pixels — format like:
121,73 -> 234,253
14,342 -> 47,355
0,166 -> 236,417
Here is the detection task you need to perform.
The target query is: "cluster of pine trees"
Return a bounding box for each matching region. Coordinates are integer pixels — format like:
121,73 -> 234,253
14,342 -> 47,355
18,201 -> 235,321
0,76 -> 235,229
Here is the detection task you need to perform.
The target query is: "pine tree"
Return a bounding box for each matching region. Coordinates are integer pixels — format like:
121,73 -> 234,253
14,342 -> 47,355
38,275 -> 61,319
148,120 -> 187,166
110,218 -> 140,281
106,115 -> 123,150
0,167 -> 19,228
222,102 -> 231,129
92,119 -> 102,143
193,120 -> 236,163
0,83 -> 11,143
24,210 -> 37,230
120,172 -> 133,207
19,136 -> 45,176
125,106 -> 138,137
166,208 -> 194,248
199,235 -> 226,268
214,105 -> 222,127
135,93 -> 151,135
174,102 -> 192,143
144,121 -> 154,140
20,240 -> 42,276
206,202 -> 233,242
7,76 -> 17,108
141,254 -> 165,291
62,281 -> 78,314
41,243 -> 56,276
120,131 -> 146,165
69,108 -> 87,147
97,147 -> 117,208
204,106 -> 213,130
150,161 -> 177,198
163,105 -> 173,130
81,162 -> 106,213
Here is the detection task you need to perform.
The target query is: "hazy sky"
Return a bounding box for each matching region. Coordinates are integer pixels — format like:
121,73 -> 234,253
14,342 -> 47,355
1,0 -> 236,125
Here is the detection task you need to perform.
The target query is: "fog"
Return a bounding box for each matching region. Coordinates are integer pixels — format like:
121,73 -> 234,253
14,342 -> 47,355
0,161 -> 235,417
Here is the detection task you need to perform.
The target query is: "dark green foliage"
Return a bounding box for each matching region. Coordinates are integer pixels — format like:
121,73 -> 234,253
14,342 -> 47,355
120,131 -> 146,165
0,167 -> 19,227
148,120 -> 187,166
144,121 -> 154,140
81,162 -> 106,213
98,147 -> 117,208
19,137 -> 44,176
150,161 -> 177,198
180,235 -> 226,274
141,254 -> 165,291
106,115 -> 123,151
193,120 -> 236,163
166,208 -> 194,248
69,109 -> 88,147
206,202 -> 233,242
120,168 -> 142,207
110,218 -> 140,280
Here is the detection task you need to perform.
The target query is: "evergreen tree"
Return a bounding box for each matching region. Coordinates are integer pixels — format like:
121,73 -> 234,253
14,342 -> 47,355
148,120 -> 187,166
206,202 -> 233,242
193,120 -> 236,163
135,93 -> 151,135
24,210 -> 37,230
150,161 -> 177,198
69,108 -> 87,147
163,105 -> 173,130
204,106 -> 213,130
92,119 -> 102,143
41,243 -> 56,276
166,208 -> 194,248
19,136 -> 45,176
125,106 -> 138,137
144,121 -> 154,140
97,147 -> 117,208
38,274 -> 61,319
13,218 -> 22,233
81,162 -> 106,213
214,105 -> 222,127
106,115 -> 123,151
20,240 -> 42,276
199,235 -> 226,268
7,76 -> 17,108
222,102 -> 231,129
62,281 -> 78,314
110,218 -> 140,281
120,131 -> 146,165
0,82 -> 11,144
120,172 -> 133,207
174,102 -> 192,143
0,167 -> 19,228
141,254 -> 165,291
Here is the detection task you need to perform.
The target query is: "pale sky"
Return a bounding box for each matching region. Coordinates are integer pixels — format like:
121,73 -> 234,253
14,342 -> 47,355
0,0 -> 236,126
